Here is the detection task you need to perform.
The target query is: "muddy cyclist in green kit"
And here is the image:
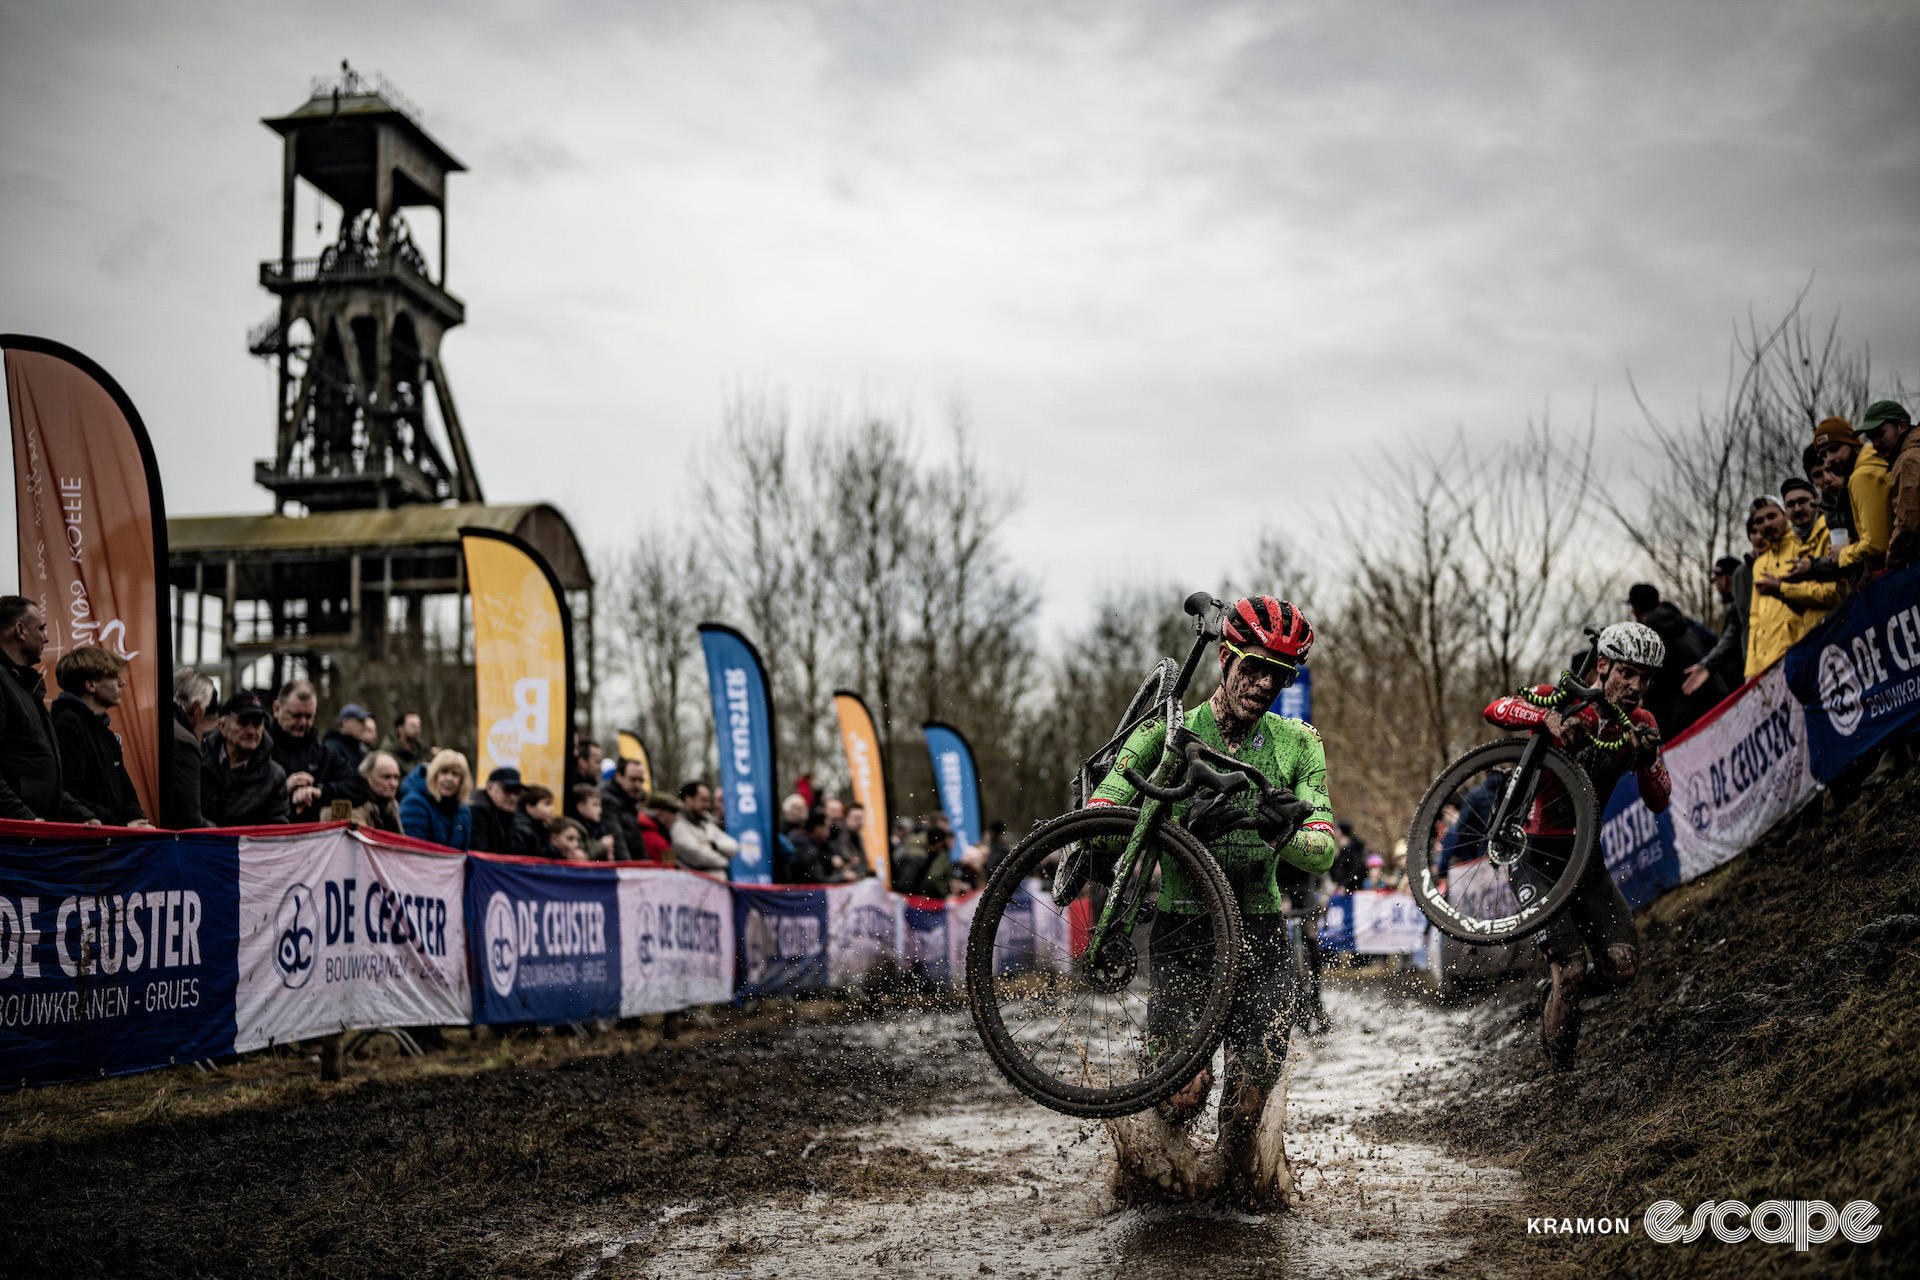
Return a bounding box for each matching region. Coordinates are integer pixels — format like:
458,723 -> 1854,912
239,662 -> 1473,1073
1088,597 -> 1336,1185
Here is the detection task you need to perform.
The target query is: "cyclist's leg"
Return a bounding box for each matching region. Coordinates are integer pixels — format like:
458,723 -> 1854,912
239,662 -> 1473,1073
1569,857 -> 1638,995
1148,908 -> 1216,1123
1216,914 -> 1295,1187
1295,895 -> 1328,1026
1512,835 -> 1588,1069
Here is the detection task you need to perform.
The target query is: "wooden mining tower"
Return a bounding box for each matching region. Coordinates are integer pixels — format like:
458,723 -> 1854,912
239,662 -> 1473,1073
252,62 -> 481,512
167,64 -> 594,731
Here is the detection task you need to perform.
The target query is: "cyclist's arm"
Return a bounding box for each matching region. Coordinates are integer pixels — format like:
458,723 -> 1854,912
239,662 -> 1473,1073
1630,709 -> 1673,812
1278,727 -> 1337,876
1088,716 -> 1169,808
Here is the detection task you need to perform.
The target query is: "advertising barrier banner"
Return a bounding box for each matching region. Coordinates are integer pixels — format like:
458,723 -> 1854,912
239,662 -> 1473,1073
701,625 -> 778,884
5,337 -> 172,824
826,876 -> 902,987
903,898 -> 955,984
1662,664 -> 1817,882
1784,563 -> 1920,782
1599,773 -> 1680,910
1347,890 -> 1426,954
236,827 -> 469,1049
616,867 -> 734,1016
0,827 -> 237,1086
732,885 -> 828,998
981,882 -> 1069,977
467,854 -> 619,1025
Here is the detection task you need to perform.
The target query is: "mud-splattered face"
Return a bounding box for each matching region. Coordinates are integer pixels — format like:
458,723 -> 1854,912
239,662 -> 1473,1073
1217,649 -> 1284,724
1596,657 -> 1653,711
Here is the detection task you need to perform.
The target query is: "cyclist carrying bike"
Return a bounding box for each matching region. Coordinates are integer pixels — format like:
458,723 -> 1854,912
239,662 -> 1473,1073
1483,621 -> 1671,1069
1090,596 -> 1335,1197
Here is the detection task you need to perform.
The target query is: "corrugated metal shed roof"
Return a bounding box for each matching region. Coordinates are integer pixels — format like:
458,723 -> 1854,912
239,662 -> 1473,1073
167,503 -> 592,589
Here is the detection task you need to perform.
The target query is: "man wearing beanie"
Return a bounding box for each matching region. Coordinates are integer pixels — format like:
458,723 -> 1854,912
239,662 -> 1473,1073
1790,416 -> 1890,583
1780,477 -> 1828,550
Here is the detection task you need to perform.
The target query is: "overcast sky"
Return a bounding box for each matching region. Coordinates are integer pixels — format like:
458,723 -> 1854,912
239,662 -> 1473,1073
4,0 -> 1917,639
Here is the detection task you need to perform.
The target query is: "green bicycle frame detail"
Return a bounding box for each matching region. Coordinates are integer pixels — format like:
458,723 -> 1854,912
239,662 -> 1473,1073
1083,733 -> 1180,964
1075,590 -> 1236,970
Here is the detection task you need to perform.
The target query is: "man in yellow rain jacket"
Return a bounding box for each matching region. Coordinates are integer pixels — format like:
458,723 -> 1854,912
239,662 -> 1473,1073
1790,417 -> 1890,584
1749,496 -> 1845,676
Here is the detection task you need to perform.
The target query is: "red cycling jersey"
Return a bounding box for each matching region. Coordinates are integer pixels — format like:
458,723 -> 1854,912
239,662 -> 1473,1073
1483,688 -> 1672,835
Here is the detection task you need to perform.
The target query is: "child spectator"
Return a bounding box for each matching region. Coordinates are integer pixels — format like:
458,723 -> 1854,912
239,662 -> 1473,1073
516,784 -> 556,853
547,816 -> 592,861
572,783 -> 615,858
51,646 -> 150,826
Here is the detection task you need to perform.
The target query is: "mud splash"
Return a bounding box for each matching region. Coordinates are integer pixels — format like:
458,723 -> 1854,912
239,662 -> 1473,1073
577,980 -> 1520,1278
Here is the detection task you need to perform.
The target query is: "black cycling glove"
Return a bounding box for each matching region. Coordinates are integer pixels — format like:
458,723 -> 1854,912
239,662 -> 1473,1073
1184,795 -> 1246,844
1254,789 -> 1315,844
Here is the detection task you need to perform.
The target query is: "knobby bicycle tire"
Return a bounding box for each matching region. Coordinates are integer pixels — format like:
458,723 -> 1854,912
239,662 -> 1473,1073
966,807 -> 1243,1119
1406,736 -> 1598,946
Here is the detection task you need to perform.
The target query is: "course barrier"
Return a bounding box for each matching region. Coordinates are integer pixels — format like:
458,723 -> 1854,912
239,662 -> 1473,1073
0,822 -> 1066,1089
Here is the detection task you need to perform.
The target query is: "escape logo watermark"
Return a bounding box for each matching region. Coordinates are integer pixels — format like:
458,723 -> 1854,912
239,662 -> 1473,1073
1525,1200 -> 1881,1250
1643,1200 -> 1880,1250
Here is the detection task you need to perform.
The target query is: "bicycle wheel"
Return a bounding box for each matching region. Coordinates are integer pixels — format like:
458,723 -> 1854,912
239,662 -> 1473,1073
966,807 -> 1242,1119
1406,737 -> 1598,945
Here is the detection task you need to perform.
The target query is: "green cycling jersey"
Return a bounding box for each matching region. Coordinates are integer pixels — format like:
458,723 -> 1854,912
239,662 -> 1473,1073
1091,701 -> 1338,915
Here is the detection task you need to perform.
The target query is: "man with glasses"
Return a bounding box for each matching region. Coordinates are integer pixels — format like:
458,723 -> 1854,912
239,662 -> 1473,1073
1781,478 -> 1828,552
1751,496 -> 1844,675
1092,595 -> 1333,1202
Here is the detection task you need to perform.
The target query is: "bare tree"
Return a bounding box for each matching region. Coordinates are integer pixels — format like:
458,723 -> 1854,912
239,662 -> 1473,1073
896,411 -> 1039,816
602,529 -> 721,788
1462,416 -> 1598,693
827,415 -> 919,790
1605,295 -> 1874,619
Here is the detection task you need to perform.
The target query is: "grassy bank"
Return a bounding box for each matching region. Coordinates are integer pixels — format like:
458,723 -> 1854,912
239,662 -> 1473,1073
1387,772 -> 1920,1278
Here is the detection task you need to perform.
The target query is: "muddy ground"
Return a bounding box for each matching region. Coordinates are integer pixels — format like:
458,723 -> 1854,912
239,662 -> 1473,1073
5,772 -> 1913,1279
4,975 -> 1512,1279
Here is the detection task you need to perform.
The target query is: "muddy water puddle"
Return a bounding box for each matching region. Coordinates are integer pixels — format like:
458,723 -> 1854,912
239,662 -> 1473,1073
577,981 -> 1519,1279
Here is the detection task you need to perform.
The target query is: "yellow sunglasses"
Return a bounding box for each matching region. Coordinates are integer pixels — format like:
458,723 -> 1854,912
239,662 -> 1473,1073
1222,640 -> 1299,687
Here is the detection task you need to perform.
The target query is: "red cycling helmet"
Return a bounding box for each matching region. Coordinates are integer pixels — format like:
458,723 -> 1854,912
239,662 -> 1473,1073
1221,595 -> 1313,664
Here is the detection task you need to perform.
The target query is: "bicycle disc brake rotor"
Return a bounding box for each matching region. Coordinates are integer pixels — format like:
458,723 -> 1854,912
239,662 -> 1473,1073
1080,933 -> 1139,993
1487,821 -> 1529,869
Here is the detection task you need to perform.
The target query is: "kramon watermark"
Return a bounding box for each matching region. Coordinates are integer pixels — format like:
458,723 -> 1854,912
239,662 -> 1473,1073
1528,1200 -> 1881,1250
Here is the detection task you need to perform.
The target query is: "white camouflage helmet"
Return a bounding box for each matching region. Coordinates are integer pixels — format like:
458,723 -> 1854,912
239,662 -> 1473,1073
1596,621 -> 1665,671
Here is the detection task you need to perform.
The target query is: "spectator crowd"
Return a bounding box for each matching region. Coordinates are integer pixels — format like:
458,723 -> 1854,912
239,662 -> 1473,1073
1632,399 -> 1918,788
2,399 -> 1913,861
0,600 -> 1019,898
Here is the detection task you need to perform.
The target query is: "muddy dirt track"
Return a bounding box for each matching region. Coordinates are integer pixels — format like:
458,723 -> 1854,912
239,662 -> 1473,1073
5,977 -> 1513,1280
9,774 -> 1915,1279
